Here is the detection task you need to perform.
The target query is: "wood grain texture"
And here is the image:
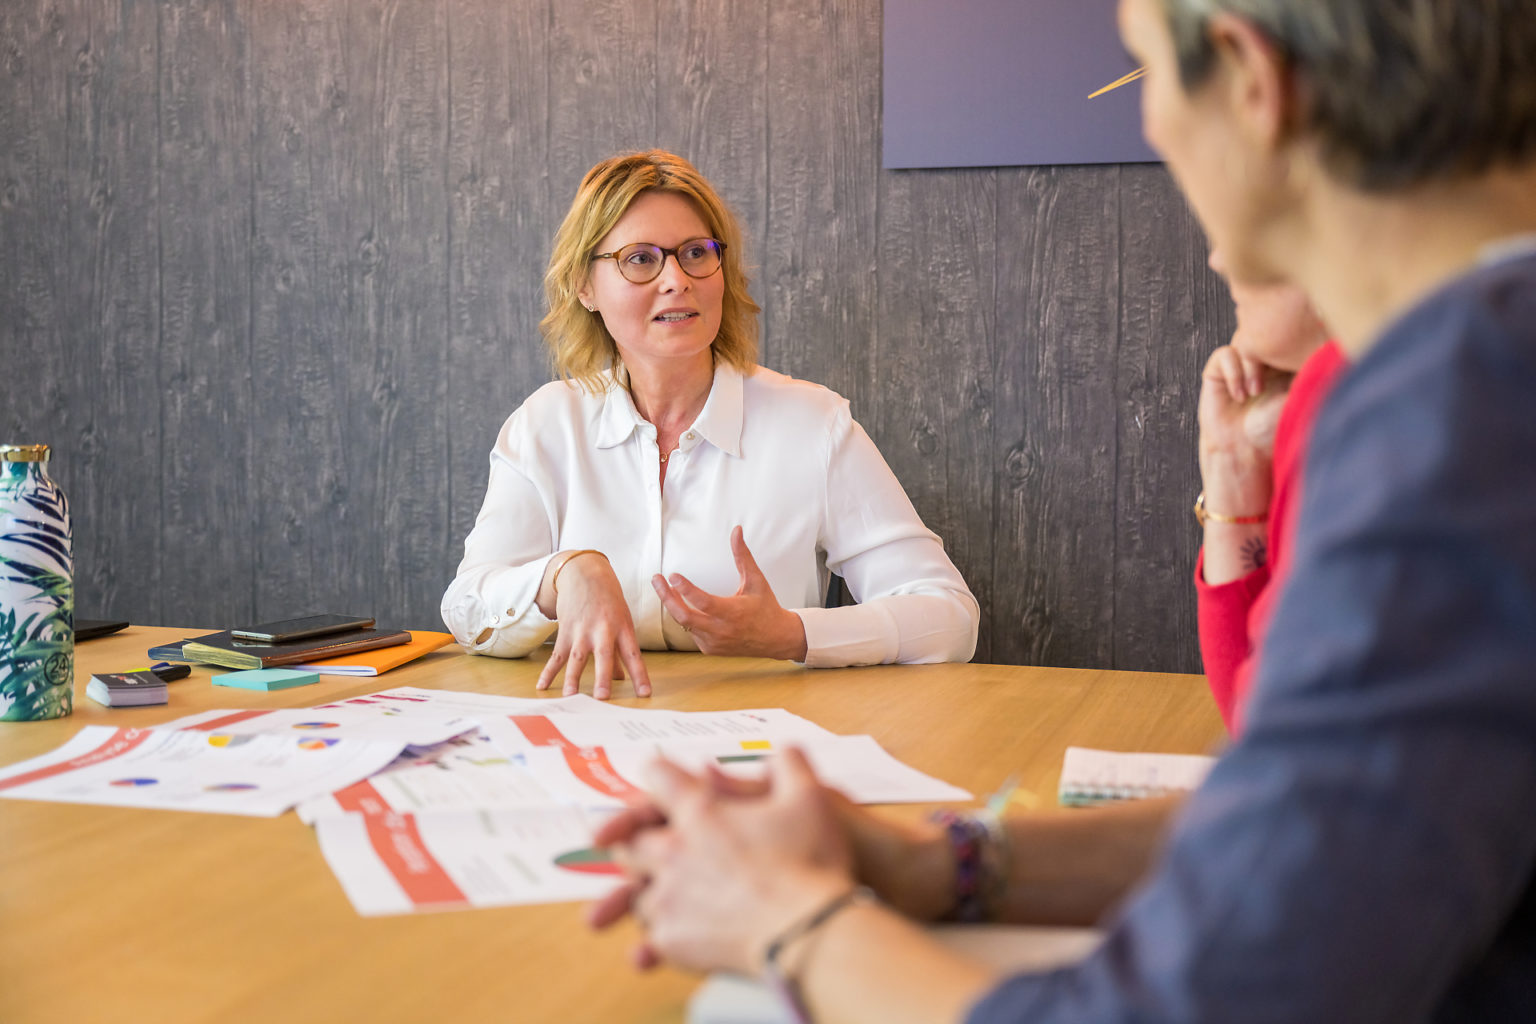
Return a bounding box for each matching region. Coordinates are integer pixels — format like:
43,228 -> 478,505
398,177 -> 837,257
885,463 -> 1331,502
874,168 -> 998,661
247,0 -> 359,620
444,0 -> 551,566
762,0 -> 882,407
65,0 -> 163,623
654,0 -> 769,321
993,166 -> 1122,670
328,0 -> 451,630
159,0 -> 255,627
0,0 -> 1220,672
547,0 -> 658,203
1113,166 -> 1228,671
0,5 -> 72,459
249,0 -> 451,627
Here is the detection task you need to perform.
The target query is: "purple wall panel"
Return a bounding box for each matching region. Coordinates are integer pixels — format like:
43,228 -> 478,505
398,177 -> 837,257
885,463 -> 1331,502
884,0 -> 1157,168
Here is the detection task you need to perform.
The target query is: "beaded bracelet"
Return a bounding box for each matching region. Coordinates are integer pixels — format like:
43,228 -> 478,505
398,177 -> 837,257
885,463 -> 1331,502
932,809 -> 1008,922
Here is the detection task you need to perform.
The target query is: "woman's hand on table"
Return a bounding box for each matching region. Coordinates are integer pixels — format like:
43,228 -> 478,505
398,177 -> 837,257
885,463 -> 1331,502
589,749 -> 856,974
651,526 -> 810,662
536,552 -> 652,700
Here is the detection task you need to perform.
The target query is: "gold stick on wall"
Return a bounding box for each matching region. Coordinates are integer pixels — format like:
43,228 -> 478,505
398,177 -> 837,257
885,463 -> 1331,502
1088,66 -> 1146,99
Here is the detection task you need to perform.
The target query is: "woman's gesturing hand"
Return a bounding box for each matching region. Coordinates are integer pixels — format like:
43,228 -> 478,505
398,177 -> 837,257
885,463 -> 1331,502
651,526 -> 810,662
536,552 -> 652,699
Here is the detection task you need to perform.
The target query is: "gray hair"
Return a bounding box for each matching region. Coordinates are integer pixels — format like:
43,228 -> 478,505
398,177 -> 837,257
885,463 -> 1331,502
1160,0 -> 1536,191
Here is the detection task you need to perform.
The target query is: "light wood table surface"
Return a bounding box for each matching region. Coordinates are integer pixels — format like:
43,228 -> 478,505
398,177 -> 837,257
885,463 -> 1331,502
0,625 -> 1223,1024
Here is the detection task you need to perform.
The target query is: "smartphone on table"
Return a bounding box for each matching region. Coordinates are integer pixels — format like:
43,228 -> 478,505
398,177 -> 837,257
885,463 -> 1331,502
231,614 -> 375,644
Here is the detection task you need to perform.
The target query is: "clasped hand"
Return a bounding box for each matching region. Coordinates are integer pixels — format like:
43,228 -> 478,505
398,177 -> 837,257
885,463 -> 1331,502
587,750 -> 856,974
587,751 -> 956,974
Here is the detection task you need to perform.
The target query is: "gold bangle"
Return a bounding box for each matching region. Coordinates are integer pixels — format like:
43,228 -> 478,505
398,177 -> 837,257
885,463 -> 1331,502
549,549 -> 607,597
1194,491 -> 1268,527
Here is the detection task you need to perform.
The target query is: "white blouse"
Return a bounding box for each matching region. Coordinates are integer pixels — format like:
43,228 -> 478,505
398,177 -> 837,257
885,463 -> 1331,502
440,363 -> 978,667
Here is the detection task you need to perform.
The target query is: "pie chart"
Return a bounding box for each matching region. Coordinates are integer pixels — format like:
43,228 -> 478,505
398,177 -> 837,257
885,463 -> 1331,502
553,846 -> 622,876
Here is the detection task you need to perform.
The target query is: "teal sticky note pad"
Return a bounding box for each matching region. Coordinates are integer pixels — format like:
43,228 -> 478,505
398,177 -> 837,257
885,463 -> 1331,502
212,668 -> 322,691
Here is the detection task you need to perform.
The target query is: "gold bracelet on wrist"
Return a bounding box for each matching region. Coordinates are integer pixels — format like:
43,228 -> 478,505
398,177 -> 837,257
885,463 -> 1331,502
1193,491 -> 1269,528
549,549 -> 607,598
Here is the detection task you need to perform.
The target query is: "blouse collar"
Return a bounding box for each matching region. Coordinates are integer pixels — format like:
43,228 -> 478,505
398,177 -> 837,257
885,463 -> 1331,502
594,361 -> 747,459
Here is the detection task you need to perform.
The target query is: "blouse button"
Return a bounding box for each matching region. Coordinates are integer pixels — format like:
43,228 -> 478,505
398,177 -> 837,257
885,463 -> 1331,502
684,431 -> 696,441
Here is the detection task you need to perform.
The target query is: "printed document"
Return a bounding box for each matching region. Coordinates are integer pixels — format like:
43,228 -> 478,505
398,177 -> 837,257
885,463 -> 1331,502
0,725 -> 406,817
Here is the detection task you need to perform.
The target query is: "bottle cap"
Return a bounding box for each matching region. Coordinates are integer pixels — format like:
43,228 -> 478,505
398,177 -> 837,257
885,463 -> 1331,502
1,444 -> 50,462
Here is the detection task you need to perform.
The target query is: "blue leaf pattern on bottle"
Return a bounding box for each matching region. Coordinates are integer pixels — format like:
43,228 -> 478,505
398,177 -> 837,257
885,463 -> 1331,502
1,452 -> 74,721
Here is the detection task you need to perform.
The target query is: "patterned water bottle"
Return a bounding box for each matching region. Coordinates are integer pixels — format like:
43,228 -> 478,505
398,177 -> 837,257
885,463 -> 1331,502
0,444 -> 74,720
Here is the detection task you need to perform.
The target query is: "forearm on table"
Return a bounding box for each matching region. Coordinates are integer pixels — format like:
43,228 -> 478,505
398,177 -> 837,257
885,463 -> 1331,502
995,797 -> 1180,926
441,558 -> 557,656
778,609 -> 811,662
850,797 -> 1177,931
790,900 -> 998,1024
798,591 -> 978,668
886,589 -> 980,663
450,454 -> 561,647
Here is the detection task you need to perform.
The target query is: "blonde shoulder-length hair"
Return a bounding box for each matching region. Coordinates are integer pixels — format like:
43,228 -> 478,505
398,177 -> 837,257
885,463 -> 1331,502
541,150 -> 761,391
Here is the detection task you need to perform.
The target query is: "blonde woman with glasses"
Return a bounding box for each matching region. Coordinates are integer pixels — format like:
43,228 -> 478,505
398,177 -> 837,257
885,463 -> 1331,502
441,151 -> 978,698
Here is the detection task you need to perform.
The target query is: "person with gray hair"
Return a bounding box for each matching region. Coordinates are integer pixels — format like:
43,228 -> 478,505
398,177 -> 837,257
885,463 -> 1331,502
588,1 -> 1536,1020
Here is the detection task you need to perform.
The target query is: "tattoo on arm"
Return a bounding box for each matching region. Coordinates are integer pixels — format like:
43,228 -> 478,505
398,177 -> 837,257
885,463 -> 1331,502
1240,536 -> 1268,573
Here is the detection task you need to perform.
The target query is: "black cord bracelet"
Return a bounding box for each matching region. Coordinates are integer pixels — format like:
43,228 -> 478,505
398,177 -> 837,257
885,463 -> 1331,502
761,885 -> 876,1024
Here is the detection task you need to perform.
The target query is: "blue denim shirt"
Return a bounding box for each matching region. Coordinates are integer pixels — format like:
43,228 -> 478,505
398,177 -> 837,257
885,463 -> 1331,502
969,250 -> 1536,1023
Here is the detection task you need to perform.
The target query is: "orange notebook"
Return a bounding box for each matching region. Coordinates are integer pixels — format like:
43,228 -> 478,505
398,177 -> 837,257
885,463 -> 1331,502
292,630 -> 457,676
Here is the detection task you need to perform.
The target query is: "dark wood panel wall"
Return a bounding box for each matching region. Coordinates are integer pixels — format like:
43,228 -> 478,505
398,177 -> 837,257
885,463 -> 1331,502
0,0 -> 1234,673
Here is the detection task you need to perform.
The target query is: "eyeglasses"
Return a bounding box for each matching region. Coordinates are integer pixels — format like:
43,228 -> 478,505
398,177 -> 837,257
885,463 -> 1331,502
591,237 -> 726,284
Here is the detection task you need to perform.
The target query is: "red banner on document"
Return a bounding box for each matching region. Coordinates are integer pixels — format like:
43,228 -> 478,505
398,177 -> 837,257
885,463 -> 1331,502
511,715 -> 574,749
0,728 -> 155,790
563,746 -> 643,800
183,710 -> 271,731
364,810 -> 468,909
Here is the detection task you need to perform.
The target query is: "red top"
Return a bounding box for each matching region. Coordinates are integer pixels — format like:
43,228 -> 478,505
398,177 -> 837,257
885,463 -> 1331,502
1195,341 -> 1349,735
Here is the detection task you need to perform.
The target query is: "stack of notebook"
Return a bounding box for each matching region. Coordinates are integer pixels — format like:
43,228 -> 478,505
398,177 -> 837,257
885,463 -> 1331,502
152,629 -> 453,675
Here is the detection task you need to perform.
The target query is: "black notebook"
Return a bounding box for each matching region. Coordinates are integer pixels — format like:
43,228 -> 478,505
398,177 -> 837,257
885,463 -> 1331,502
76,619 -> 130,642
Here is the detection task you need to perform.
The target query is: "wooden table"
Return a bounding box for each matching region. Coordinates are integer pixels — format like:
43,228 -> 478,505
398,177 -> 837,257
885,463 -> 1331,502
0,626 -> 1223,1024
